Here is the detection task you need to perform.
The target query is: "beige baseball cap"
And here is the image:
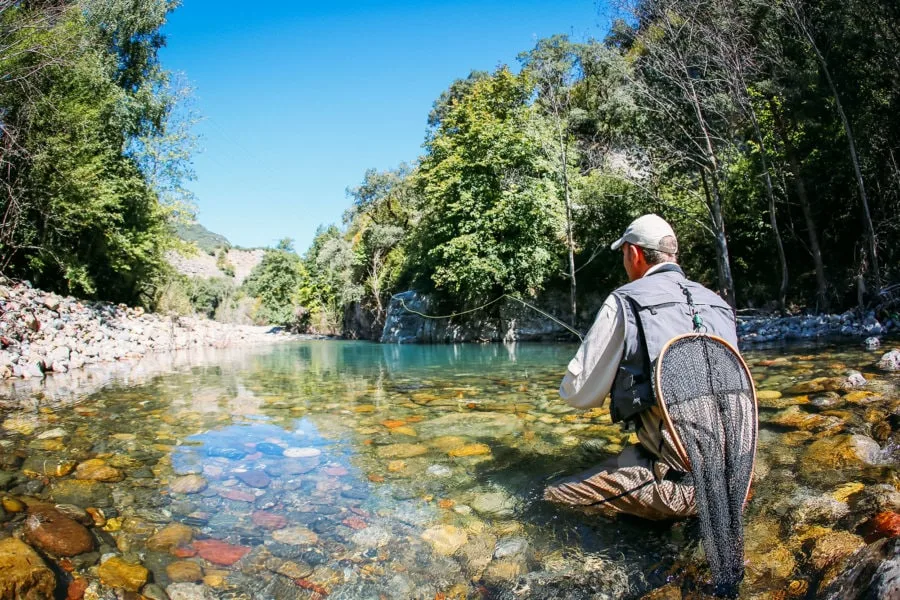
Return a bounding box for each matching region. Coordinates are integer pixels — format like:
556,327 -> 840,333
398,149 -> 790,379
610,214 -> 678,253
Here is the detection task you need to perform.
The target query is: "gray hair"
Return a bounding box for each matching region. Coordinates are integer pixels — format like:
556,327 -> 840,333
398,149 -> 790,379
640,235 -> 678,265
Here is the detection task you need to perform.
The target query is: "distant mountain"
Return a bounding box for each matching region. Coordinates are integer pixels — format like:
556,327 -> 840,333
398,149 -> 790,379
173,221 -> 231,254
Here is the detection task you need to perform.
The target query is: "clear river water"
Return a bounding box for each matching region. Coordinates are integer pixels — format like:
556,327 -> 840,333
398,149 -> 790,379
0,340 -> 898,599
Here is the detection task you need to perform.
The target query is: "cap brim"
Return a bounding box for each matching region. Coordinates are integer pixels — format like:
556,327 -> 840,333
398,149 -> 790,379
610,237 -> 625,251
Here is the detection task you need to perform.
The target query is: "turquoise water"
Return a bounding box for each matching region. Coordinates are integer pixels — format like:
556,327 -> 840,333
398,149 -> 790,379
0,340 -> 897,599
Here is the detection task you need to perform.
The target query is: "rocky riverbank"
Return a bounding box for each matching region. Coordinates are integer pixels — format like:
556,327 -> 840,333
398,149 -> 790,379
380,290 -> 900,347
0,280 -> 311,381
737,310 -> 898,345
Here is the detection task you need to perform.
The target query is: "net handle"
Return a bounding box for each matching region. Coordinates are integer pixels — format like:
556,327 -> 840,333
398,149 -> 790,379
653,333 -> 759,507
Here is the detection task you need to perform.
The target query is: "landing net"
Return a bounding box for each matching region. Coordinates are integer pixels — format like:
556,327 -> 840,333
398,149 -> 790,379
655,334 -> 757,597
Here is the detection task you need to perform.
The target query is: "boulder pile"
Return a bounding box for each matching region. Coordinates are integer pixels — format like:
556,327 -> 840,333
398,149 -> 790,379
0,279 -> 299,380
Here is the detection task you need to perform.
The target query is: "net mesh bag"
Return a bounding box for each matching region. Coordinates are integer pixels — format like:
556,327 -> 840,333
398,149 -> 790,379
655,334 -> 757,597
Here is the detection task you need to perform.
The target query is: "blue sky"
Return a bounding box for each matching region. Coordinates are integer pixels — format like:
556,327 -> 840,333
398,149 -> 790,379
160,0 -> 608,251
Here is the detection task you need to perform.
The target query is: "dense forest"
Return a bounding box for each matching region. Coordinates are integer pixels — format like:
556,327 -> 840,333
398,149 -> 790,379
2,0 -> 899,335
0,0 -> 191,304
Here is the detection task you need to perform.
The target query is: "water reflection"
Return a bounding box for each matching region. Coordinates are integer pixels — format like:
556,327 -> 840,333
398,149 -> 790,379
0,340 -> 897,599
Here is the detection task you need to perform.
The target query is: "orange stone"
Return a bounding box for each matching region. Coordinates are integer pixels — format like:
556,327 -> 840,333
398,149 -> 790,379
342,516 -> 368,530
193,539 -> 251,566
382,419 -> 407,429
251,511 -> 288,530
367,473 -> 385,483
218,489 -> 256,503
66,577 -> 88,600
863,511 -> 900,542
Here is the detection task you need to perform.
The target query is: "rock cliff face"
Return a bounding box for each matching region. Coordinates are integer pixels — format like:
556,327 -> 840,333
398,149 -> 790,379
379,291 -> 582,344
165,248 -> 264,284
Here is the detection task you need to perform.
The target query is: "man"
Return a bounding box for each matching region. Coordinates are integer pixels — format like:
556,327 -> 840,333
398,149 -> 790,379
544,214 -> 738,520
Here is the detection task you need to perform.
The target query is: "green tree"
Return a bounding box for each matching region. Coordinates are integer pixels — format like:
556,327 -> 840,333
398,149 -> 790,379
411,67 -> 561,306
243,238 -> 306,326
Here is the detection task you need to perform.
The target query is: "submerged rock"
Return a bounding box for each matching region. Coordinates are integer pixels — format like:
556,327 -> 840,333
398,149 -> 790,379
166,560 -> 203,583
97,556 -> 149,592
0,537 -> 56,599
166,582 -> 215,600
146,523 -> 194,552
169,475 -> 207,495
421,524 -> 467,556
24,505 -> 93,556
802,434 -> 882,470
192,539 -> 250,566
470,490 -> 516,518
417,412 -> 521,439
876,349 -> 900,372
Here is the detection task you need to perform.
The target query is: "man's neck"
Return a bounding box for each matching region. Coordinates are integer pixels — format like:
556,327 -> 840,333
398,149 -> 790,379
642,261 -> 679,278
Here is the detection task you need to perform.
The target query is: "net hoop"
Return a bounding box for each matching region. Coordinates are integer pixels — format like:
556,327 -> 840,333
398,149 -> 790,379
653,333 -> 758,507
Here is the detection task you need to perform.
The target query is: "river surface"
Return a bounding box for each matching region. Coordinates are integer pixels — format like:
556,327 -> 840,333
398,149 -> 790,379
0,340 -> 898,599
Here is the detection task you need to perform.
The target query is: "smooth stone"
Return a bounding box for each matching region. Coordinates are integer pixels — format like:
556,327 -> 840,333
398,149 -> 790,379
2,496 -> 25,513
75,459 -> 124,483
255,443 -> 284,456
142,583 -> 170,600
493,537 -> 529,559
24,506 -> 94,556
481,558 -> 526,586
53,503 -> 91,525
169,475 -> 207,495
375,443 -> 428,459
448,443 -> 491,457
276,560 -> 313,579
421,524 -> 468,556
271,526 -> 318,546
350,526 -> 392,549
810,392 -> 844,410
251,510 -> 287,530
166,582 -> 215,600
803,434 -> 882,469
51,479 -> 112,508
21,456 -> 76,478
97,556 -> 149,592
470,491 -> 516,518
283,447 -> 321,458
36,427 -> 67,440
876,349 -> 900,372
166,560 -> 203,583
2,417 -> 36,436
235,470 -> 270,489
192,539 -> 250,566
206,447 -> 246,460
0,537 -> 56,599
147,523 -> 194,552
426,464 -> 452,478
417,412 -> 521,438
785,377 -> 846,395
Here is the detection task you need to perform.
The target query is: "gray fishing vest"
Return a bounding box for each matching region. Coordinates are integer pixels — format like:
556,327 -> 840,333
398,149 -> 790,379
610,263 -> 737,424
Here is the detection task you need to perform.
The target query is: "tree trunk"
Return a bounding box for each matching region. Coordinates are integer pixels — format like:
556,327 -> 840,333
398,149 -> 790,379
684,64 -> 736,307
788,152 -> 829,312
550,109 -> 578,327
771,103 -> 829,311
701,169 -> 736,307
790,1 -> 881,290
747,105 -> 788,313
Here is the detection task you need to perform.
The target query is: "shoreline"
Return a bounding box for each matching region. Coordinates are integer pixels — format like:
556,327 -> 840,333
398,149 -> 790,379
0,281 -> 323,385
1,279 -> 897,394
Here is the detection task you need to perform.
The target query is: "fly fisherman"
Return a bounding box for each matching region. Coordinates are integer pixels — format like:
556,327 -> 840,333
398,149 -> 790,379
544,214 -> 741,520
